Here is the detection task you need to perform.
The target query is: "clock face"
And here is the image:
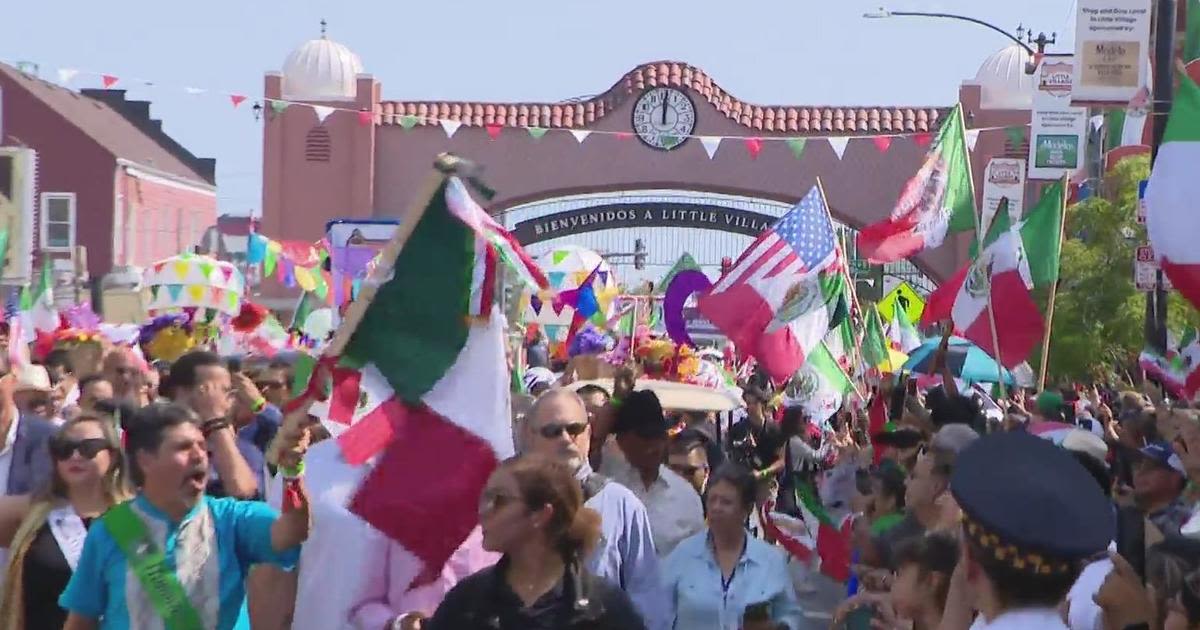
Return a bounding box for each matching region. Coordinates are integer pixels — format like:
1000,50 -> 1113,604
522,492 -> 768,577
631,88 -> 696,151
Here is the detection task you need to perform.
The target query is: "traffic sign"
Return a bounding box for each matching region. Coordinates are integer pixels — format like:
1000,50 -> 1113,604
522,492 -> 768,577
878,282 -> 925,325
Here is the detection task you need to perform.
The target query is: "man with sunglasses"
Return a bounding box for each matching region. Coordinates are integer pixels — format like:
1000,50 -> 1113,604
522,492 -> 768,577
521,388 -> 669,630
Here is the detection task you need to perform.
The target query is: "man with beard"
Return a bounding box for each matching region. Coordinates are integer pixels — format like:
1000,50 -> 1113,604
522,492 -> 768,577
59,402 -> 311,629
521,388 -> 668,630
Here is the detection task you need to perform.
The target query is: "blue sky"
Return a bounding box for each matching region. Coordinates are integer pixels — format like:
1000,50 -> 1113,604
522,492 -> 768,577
2,0 -> 1075,217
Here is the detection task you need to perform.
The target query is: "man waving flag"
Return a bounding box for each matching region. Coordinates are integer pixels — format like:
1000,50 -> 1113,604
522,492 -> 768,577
698,185 -> 843,383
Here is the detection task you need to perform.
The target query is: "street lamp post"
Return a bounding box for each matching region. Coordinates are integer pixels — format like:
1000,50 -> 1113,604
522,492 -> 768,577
863,8 -> 1058,72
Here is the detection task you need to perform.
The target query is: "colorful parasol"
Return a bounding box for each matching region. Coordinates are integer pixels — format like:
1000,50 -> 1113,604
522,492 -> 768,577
566,378 -> 742,412
523,245 -> 618,345
144,253 -> 245,316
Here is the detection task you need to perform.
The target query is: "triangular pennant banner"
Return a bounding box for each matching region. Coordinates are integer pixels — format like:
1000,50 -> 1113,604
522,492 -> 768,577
662,135 -> 680,149
150,285 -> 160,301
1090,114 -> 1105,131
187,285 -> 205,303
230,94 -> 247,108
828,137 -> 850,160
551,250 -> 570,265
198,260 -> 215,280
872,136 -> 892,153
744,138 -> 764,160
313,105 -> 335,123
440,120 -> 462,138
220,266 -> 234,283
399,115 -> 419,130
205,307 -> 218,322
210,287 -> 223,304
101,75 -> 119,88
786,138 -> 807,159
1004,126 -> 1026,146
548,271 -> 567,287
357,111 -> 373,127
615,132 -> 633,141
485,124 -> 502,140
269,100 -> 288,115
912,132 -> 934,148
570,130 -> 591,143
528,127 -> 548,140
598,270 -> 609,285
700,136 -> 722,159
966,129 -> 981,151
173,261 -> 191,281
166,284 -> 184,302
57,68 -> 78,84
530,294 -> 543,315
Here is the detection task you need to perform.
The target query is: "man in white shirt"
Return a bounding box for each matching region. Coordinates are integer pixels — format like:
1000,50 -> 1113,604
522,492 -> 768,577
600,390 -> 704,558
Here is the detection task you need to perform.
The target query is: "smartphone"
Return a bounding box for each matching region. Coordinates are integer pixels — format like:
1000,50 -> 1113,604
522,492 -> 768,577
889,373 -> 909,421
225,357 -> 243,374
742,601 -> 771,623
844,607 -> 875,630
1116,504 -> 1147,583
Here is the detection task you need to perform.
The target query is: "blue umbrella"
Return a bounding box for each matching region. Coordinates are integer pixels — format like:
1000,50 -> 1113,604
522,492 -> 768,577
902,336 -> 1014,385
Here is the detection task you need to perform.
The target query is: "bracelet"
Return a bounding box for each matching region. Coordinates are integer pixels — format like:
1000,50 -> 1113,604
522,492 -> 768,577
200,419 -> 230,438
610,396 -> 623,409
250,397 -> 267,414
280,461 -> 306,480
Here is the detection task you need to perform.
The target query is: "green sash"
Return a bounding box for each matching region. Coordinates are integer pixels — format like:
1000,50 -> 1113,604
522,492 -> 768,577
102,502 -> 205,630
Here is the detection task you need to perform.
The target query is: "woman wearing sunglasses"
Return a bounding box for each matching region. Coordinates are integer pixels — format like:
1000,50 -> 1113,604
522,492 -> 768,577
418,454 -> 645,630
0,415 -> 128,628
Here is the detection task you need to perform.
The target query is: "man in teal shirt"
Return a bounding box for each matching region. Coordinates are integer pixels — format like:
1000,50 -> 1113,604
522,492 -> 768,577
61,402 -> 311,630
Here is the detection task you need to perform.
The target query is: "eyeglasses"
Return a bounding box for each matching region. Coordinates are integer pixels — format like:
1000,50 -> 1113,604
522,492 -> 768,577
49,437 -> 111,461
537,422 -> 588,439
478,490 -> 521,515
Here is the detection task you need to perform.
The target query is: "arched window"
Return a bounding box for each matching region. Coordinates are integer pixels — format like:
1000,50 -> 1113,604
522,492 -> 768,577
305,127 -> 332,162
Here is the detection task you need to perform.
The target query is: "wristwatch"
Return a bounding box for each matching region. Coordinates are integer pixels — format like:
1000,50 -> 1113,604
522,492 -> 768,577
200,418 -> 231,438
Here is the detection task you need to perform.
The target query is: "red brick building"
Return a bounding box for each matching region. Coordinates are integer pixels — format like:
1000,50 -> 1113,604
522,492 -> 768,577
0,62 -> 217,287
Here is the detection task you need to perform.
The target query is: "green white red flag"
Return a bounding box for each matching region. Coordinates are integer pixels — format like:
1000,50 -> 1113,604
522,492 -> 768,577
1146,70 -> 1200,314
325,175 -> 541,577
856,104 -> 976,263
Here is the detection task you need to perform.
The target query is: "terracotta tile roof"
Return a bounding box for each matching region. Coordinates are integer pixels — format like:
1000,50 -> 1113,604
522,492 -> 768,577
378,61 -> 947,135
0,63 -> 213,185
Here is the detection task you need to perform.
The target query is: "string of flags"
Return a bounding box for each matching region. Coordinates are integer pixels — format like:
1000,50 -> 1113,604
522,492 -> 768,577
24,62 -> 1037,158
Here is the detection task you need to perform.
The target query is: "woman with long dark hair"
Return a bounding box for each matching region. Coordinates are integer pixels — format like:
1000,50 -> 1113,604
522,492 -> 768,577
420,454 -> 645,630
0,415 -> 129,628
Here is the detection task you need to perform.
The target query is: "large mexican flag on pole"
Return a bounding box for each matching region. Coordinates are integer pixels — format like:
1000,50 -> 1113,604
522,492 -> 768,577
321,164 -> 544,577
1146,70 -> 1200,313
855,104 -> 976,263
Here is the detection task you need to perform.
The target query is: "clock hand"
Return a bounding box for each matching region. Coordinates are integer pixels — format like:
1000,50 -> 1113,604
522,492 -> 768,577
661,94 -> 668,126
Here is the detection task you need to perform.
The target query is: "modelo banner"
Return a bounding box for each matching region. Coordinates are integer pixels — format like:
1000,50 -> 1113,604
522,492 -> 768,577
1072,0 -> 1152,105
1029,55 -> 1089,180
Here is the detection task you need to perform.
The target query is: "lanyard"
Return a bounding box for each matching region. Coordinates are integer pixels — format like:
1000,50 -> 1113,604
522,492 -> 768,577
710,532 -> 749,595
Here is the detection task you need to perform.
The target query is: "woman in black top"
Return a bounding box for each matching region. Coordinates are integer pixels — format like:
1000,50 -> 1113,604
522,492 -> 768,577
419,454 -> 646,630
0,415 -> 129,629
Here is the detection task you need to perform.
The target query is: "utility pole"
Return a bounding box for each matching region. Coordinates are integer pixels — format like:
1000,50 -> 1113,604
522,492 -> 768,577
1146,0 -> 1177,353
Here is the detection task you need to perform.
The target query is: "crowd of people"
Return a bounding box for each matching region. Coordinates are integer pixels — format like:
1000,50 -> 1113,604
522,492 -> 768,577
1,334 -> 1200,630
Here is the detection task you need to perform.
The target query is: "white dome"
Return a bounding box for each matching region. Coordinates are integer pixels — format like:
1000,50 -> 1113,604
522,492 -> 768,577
281,35 -> 364,101
972,45 -> 1034,110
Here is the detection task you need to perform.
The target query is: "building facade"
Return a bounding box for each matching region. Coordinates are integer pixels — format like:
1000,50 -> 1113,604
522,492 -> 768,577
260,33 -> 1043,304
0,62 -> 217,296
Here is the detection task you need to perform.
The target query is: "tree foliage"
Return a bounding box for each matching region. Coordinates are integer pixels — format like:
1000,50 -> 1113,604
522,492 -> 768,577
1046,156 -> 1200,382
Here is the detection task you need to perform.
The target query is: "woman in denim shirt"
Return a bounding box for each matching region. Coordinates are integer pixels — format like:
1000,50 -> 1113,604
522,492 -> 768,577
662,464 -> 804,630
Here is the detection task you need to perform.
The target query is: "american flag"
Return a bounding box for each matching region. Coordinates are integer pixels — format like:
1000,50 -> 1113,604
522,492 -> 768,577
712,186 -> 839,294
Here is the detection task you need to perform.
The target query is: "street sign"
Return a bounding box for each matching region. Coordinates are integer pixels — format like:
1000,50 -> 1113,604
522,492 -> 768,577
1137,179 -> 1148,224
1134,244 -> 1175,292
878,282 -> 925,325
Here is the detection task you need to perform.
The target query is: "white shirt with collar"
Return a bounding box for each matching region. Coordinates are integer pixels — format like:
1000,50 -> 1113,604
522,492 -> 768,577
969,607 -> 1070,630
599,446 -> 704,558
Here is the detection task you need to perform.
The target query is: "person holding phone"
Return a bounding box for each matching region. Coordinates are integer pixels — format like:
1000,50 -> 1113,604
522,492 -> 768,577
662,464 -> 803,630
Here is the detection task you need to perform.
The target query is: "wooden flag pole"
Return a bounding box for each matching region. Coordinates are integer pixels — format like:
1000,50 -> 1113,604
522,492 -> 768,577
268,153 -> 465,465
815,177 -> 867,373
1036,176 -> 1069,392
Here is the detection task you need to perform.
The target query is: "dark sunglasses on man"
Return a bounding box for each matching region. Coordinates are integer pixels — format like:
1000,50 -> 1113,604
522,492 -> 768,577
538,422 -> 588,439
49,437 -> 111,461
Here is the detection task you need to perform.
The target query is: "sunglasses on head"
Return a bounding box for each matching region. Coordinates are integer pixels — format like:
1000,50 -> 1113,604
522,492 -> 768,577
538,422 -> 588,439
49,437 -> 110,461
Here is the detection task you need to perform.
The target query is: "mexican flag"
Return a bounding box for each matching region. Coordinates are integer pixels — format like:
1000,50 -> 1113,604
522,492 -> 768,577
20,263 -> 59,334
755,270 -> 846,383
326,175 -> 539,577
784,342 -> 854,422
759,482 -> 852,581
948,228 -> 1045,369
1103,107 -> 1151,170
856,104 -> 976,263
860,306 -> 890,371
1146,71 -> 1200,313
886,306 -> 921,354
